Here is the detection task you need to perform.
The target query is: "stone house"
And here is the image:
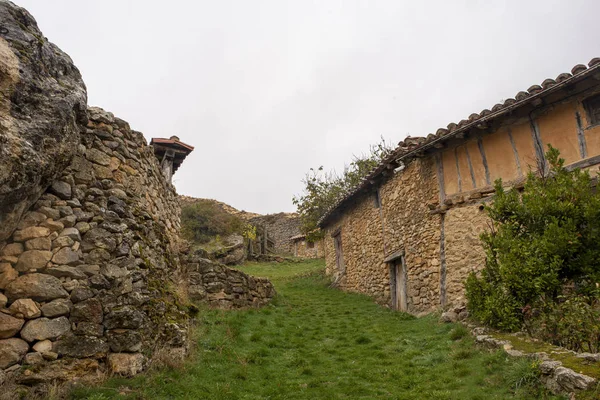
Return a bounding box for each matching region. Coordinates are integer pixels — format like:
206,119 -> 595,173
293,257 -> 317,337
291,234 -> 325,259
319,58 -> 600,314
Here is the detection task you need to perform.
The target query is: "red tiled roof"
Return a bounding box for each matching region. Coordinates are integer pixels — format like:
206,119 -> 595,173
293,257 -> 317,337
150,137 -> 195,152
318,57 -> 600,227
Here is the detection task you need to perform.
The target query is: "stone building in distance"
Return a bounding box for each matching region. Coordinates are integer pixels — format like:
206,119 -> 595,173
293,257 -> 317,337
319,58 -> 600,314
291,234 -> 325,259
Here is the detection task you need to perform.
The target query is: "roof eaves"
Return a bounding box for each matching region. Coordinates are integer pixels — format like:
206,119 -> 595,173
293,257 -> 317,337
318,58 -> 600,227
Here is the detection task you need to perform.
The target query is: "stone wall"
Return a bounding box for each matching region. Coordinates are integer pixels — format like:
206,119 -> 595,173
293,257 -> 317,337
321,65 -> 600,316
183,253 -> 275,309
250,213 -> 301,255
293,238 -> 324,259
0,107 -> 188,384
324,158 -> 442,312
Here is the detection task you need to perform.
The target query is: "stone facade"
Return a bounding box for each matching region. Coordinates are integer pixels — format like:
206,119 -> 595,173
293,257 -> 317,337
0,107 -> 189,383
250,213 -> 301,255
292,236 -> 324,259
321,59 -> 600,314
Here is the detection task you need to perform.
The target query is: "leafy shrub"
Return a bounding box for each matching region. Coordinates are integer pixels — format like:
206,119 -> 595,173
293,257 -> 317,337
466,146 -> 600,347
528,294 -> 600,353
181,200 -> 243,244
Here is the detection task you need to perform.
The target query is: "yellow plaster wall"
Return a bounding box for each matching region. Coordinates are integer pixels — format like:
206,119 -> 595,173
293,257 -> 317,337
537,102 -> 581,165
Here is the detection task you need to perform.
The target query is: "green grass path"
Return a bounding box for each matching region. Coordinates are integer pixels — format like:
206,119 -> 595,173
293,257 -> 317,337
73,260 -> 562,400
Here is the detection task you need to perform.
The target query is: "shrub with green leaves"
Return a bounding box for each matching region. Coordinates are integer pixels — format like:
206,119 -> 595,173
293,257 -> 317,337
466,146 -> 600,337
181,200 -> 243,244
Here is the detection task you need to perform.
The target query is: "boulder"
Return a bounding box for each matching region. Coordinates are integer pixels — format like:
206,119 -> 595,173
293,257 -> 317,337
5,273 -> 69,302
0,338 -> 29,369
15,250 -> 53,272
0,292 -> 6,308
41,298 -> 72,317
0,0 -> 87,241
9,298 -> 41,319
20,317 -> 71,342
107,353 -> 145,377
0,312 -> 25,338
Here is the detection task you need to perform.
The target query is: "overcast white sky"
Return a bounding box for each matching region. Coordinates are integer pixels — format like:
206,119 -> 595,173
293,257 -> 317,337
17,0 -> 600,214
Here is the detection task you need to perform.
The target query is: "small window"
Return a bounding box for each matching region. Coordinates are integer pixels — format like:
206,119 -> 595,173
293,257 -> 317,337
307,241 -> 315,249
583,94 -> 600,126
373,189 -> 381,208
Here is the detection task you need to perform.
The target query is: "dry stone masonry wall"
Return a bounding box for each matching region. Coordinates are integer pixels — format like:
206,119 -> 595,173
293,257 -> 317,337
183,253 -> 275,309
0,107 -> 188,385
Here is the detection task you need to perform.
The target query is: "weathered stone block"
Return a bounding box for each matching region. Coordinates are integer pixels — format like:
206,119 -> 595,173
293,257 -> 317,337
53,336 -> 109,358
25,237 -> 52,251
9,299 -> 41,319
5,274 -> 69,302
50,181 -> 72,200
2,243 -> 24,257
107,329 -> 142,353
71,299 -> 103,324
20,317 -> 71,342
0,338 -> 29,369
0,312 -> 25,338
15,250 -> 53,272
107,353 -> 145,377
51,248 -> 81,265
13,227 -> 50,242
104,306 -> 146,330
41,299 -> 72,318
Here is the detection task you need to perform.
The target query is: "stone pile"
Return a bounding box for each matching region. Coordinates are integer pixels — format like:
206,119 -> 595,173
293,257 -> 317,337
0,107 -> 187,384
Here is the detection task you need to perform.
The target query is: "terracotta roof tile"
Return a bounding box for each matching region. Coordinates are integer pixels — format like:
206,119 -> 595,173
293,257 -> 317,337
571,64 -> 587,74
541,78 -> 556,89
318,58 -> 600,227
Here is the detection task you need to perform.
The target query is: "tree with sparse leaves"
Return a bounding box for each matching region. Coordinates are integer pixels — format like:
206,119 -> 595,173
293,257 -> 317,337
293,138 -> 393,242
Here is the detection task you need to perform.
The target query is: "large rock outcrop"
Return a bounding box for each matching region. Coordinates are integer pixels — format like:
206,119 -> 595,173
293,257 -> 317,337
0,0 -> 87,241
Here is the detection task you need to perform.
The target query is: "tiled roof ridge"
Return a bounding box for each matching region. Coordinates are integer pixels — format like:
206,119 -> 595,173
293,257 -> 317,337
318,57 -> 600,226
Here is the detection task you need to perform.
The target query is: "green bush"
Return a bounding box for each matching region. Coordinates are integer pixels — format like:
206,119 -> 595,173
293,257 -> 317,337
181,200 -> 243,244
466,146 -> 600,343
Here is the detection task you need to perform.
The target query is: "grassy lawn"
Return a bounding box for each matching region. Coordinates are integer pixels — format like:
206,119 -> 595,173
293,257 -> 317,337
72,259 -> 563,400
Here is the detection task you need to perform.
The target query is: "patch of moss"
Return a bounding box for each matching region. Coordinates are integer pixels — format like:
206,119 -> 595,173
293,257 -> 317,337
494,333 -> 600,379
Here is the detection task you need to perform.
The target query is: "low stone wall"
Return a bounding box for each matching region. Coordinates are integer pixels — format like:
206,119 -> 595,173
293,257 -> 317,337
0,107 -> 188,385
183,253 -> 275,309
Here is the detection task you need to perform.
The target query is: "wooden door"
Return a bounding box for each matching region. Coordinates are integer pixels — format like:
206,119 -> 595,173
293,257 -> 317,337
390,258 -> 407,311
333,233 -> 344,273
